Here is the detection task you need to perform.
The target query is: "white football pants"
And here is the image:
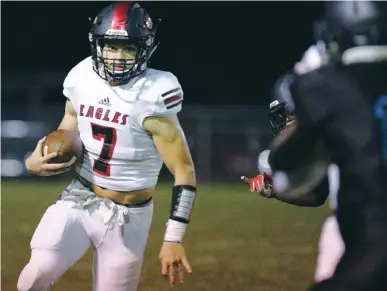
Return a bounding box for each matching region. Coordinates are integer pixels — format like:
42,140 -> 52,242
17,180 -> 154,291
314,214 -> 345,282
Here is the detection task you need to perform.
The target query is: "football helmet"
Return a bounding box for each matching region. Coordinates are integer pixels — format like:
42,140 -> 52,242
269,100 -> 295,136
89,2 -> 160,83
314,1 -> 387,58
269,73 -> 296,136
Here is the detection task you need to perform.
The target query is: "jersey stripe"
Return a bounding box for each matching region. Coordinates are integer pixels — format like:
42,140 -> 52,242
164,94 -> 183,110
111,2 -> 130,30
164,94 -> 181,105
167,100 -> 182,110
161,87 -> 180,97
162,87 -> 183,110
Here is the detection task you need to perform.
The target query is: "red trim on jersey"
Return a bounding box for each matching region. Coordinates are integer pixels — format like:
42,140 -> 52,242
164,94 -> 182,105
111,2 -> 131,30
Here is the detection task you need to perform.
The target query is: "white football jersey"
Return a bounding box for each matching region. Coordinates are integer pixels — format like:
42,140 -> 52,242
63,57 -> 184,191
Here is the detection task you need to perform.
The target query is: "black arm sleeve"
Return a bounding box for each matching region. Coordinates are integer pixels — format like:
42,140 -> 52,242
273,175 -> 329,207
269,68 -> 333,197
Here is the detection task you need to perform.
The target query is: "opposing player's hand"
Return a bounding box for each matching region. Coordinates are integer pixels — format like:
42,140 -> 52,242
25,136 -> 76,176
159,241 -> 192,287
241,172 -> 275,198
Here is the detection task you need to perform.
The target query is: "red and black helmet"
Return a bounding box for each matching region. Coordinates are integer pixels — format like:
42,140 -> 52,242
89,2 -> 160,83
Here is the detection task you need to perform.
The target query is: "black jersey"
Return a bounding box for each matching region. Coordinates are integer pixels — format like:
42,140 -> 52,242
271,61 -> 387,291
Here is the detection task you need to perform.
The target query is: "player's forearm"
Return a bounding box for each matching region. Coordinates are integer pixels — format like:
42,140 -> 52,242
164,163 -> 197,243
173,164 -> 196,187
272,175 -> 329,207
274,192 -> 325,207
25,156 -> 36,174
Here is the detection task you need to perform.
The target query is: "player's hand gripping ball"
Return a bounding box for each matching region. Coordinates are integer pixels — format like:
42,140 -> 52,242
43,129 -> 83,164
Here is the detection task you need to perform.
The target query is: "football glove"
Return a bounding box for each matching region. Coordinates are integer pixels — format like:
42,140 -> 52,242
241,172 -> 275,198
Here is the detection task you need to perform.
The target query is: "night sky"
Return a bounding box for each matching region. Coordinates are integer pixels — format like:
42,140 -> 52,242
2,1 -> 323,105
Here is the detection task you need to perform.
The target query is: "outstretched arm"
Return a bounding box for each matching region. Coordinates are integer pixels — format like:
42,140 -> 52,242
144,115 -> 196,287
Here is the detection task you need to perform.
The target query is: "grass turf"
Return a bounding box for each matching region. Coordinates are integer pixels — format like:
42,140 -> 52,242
2,180 -> 330,291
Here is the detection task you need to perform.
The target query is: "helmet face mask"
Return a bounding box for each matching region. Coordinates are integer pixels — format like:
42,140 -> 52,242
89,2 -> 160,84
101,40 -> 138,73
269,101 -> 296,136
90,34 -> 157,83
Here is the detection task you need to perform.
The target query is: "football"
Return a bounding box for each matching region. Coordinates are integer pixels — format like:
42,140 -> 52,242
43,129 -> 83,164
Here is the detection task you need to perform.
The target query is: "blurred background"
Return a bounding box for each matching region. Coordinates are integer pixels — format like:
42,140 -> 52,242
2,2 -> 330,291
1,1 -> 324,181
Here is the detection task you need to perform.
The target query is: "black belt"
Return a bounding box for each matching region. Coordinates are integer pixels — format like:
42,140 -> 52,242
74,175 -> 153,208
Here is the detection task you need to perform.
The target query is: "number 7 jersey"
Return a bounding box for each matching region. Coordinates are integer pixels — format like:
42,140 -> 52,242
63,57 -> 184,191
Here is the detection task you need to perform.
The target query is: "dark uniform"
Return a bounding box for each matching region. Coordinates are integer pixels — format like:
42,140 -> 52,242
269,73 -> 331,207
270,2 -> 387,291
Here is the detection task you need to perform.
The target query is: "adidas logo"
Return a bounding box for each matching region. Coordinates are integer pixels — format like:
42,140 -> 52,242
99,97 -> 111,106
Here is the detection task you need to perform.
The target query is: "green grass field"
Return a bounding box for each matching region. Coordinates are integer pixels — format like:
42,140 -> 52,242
2,180 -> 330,291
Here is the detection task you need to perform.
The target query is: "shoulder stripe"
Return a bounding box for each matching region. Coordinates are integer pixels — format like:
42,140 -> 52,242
166,100 -> 182,110
161,87 -> 181,98
164,94 -> 182,106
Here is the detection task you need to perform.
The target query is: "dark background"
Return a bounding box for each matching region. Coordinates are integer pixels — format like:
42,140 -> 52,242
1,1 -> 325,180
1,1 -> 323,105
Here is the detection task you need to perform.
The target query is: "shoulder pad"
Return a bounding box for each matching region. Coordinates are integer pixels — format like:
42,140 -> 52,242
132,71 -> 184,128
63,57 -> 92,102
294,44 -> 329,76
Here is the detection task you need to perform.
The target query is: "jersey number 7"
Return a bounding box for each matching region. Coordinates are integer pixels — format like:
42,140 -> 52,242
91,123 -> 117,177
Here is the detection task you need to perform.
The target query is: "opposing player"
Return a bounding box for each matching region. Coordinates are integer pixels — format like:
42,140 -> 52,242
268,2 -> 387,291
242,74 -> 344,282
17,2 -> 196,291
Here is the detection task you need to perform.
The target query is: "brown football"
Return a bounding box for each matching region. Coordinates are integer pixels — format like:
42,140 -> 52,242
43,129 -> 83,164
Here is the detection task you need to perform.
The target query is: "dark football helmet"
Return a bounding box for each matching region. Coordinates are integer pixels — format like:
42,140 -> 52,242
314,1 -> 387,58
269,100 -> 295,136
89,2 -> 160,83
269,73 -> 296,136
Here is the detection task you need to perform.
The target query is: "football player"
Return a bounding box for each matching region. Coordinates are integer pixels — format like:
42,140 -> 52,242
18,2 -> 196,291
268,2 -> 387,291
242,74 -> 344,283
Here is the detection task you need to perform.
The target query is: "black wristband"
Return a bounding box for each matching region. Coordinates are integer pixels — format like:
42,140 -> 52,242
169,185 -> 197,224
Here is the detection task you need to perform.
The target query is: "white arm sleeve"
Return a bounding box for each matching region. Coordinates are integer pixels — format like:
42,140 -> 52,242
257,149 -> 273,174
